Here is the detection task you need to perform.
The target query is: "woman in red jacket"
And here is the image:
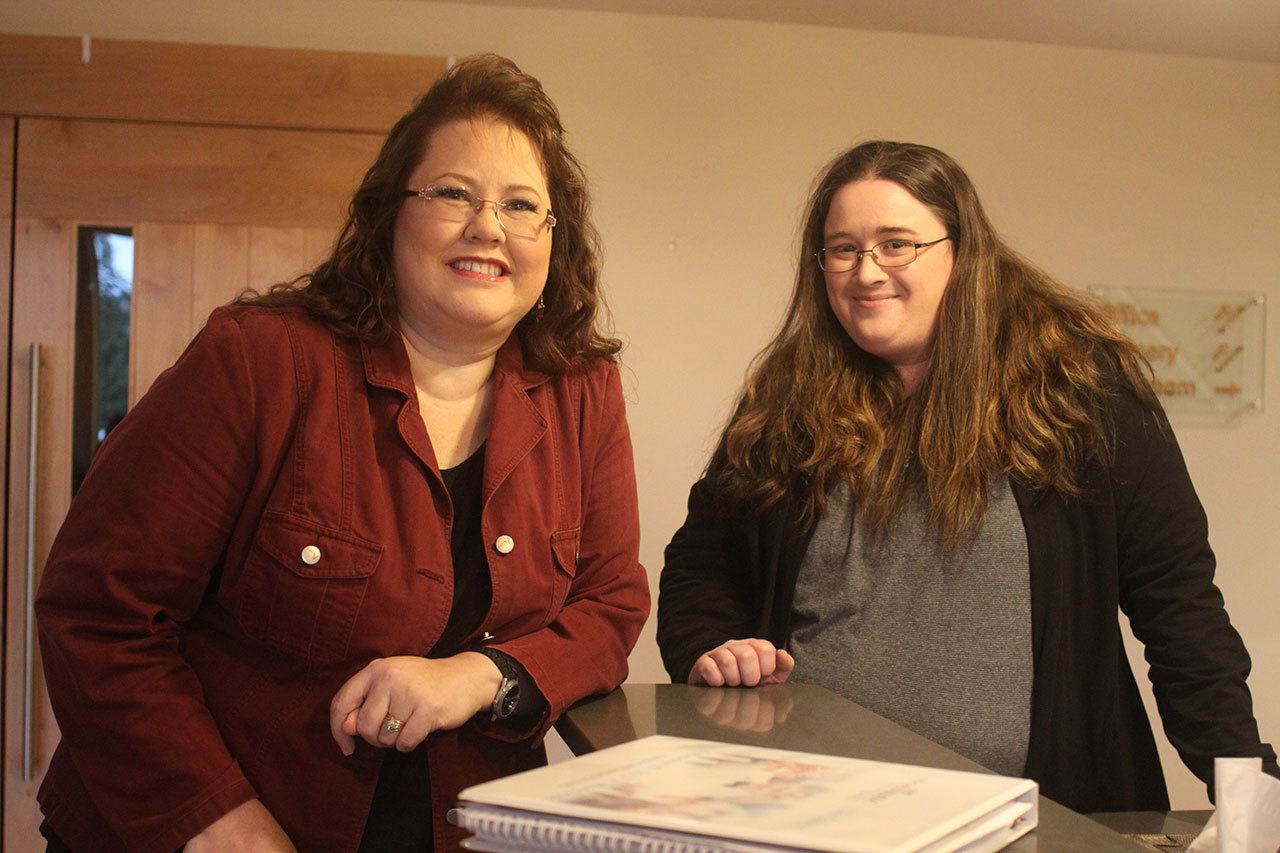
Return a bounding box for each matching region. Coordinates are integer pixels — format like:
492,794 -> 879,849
36,54 -> 648,852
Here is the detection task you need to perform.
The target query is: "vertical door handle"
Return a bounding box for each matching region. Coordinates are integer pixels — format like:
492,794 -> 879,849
24,342 -> 41,781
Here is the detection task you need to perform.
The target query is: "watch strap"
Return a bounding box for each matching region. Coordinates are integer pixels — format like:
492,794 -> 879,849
477,647 -> 521,721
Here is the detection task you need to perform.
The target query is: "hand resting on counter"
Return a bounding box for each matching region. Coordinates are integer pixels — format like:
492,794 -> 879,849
688,639 -> 794,687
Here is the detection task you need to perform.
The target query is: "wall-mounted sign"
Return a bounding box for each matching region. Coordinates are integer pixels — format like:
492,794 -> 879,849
1089,286 -> 1265,421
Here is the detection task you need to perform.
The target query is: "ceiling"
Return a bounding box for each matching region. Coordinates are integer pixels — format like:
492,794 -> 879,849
434,0 -> 1280,64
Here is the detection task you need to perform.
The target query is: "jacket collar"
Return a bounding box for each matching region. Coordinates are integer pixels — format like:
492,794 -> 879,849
359,327 -> 553,485
360,331 -> 415,397
492,333 -> 552,393
360,328 -> 551,397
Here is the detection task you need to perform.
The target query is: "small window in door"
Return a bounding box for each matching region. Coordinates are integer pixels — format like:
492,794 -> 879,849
73,226 -> 133,493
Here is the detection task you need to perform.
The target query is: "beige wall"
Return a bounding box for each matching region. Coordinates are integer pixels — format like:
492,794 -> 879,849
5,0 -> 1278,810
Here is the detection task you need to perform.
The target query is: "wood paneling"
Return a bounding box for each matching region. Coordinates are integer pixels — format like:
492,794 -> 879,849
16,118 -> 383,228
5,219 -> 75,848
248,226 -> 309,292
191,224 -> 250,335
0,116 -> 12,509
133,223 -> 195,405
304,228 -> 338,273
0,35 -> 446,133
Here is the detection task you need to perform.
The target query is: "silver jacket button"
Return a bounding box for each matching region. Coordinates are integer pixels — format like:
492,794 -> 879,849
494,535 -> 515,555
300,545 -> 322,565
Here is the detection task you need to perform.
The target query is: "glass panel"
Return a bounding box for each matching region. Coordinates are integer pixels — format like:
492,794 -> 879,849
73,227 -> 133,493
1090,285 -> 1266,424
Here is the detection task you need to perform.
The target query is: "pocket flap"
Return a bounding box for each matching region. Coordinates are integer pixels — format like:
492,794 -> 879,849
255,512 -> 382,579
550,528 -> 580,578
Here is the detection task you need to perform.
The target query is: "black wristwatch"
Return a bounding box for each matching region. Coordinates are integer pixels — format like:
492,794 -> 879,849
477,647 -> 521,721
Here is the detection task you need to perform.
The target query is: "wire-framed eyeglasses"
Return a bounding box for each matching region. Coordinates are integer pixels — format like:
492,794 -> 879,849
402,184 -> 557,239
817,236 -> 951,273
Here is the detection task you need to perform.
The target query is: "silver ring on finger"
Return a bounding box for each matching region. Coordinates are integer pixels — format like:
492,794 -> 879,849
381,714 -> 404,735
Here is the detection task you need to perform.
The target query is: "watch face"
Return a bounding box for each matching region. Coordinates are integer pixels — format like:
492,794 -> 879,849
494,677 -> 519,719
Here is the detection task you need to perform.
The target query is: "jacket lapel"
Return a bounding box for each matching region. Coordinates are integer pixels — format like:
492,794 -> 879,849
484,336 -> 549,502
359,332 -> 442,476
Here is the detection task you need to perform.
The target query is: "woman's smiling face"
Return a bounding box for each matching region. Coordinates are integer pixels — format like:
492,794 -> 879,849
393,115 -> 552,348
822,178 -> 954,384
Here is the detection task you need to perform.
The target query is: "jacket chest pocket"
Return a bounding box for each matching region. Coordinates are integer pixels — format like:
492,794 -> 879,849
232,512 -> 383,667
544,528 -> 580,625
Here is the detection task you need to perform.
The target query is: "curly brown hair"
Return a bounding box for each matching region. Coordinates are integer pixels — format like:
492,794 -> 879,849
715,140 -> 1158,548
242,53 -> 619,373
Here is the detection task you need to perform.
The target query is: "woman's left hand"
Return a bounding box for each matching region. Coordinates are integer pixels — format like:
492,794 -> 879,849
329,652 -> 503,755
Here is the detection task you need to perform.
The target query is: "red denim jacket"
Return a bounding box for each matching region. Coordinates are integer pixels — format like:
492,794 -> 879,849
35,305 -> 649,852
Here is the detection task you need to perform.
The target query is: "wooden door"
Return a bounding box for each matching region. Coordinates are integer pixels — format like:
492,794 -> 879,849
3,116 -> 382,850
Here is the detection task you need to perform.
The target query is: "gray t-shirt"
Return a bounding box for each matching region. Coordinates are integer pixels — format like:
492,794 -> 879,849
788,477 -> 1033,776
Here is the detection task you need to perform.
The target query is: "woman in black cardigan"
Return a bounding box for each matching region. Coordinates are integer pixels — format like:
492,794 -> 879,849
657,140 -> 1274,812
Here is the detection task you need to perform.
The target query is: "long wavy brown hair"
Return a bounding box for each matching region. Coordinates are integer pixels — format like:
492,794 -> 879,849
242,53 -> 619,373
715,140 -> 1158,548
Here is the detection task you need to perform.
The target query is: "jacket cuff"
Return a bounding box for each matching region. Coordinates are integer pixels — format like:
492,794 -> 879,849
138,768 -> 257,853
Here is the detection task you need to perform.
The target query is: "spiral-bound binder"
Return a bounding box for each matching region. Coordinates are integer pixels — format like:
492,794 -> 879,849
452,735 -> 1038,852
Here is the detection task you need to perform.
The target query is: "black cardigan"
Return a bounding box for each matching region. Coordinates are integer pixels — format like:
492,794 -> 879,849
657,391 -> 1276,813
